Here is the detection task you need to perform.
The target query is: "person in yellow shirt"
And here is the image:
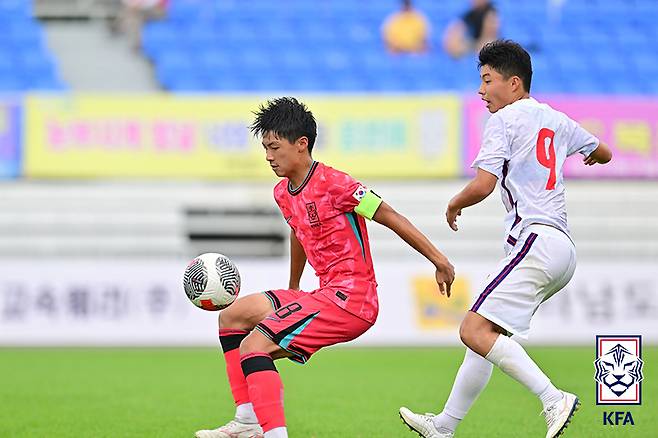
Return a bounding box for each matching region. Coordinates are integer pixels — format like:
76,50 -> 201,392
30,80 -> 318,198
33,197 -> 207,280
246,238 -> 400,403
382,0 -> 431,54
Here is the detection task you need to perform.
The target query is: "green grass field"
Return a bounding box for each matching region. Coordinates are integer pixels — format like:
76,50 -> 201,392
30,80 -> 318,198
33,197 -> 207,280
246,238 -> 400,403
0,347 -> 655,437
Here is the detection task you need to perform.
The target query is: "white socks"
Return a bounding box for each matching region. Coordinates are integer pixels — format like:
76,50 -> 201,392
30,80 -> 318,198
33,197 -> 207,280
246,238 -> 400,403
235,402 -> 258,424
433,348 -> 493,433
485,335 -> 563,409
264,427 -> 288,438
236,403 -> 287,437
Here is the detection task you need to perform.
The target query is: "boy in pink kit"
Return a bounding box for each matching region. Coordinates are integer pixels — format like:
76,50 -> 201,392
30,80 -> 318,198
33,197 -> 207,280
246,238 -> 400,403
195,97 -> 455,438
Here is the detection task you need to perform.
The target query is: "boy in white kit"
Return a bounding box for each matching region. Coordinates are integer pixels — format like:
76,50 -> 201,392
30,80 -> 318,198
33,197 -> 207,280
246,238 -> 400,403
400,40 -> 612,438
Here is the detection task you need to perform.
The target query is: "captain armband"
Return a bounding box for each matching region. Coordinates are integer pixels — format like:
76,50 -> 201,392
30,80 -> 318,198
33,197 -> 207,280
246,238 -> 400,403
354,190 -> 383,220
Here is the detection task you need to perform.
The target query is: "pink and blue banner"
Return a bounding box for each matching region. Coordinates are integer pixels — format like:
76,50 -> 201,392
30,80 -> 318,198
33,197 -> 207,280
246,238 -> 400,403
2,94 -> 658,179
465,96 -> 658,178
0,100 -> 20,178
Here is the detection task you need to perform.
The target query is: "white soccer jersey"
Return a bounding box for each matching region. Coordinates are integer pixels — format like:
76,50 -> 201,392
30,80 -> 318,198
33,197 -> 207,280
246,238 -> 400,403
472,97 -> 599,244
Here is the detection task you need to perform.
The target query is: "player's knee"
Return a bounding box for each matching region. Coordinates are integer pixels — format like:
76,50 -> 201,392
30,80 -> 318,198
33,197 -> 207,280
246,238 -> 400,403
239,332 -> 275,356
218,307 -> 246,329
238,335 -> 257,355
459,319 -> 476,348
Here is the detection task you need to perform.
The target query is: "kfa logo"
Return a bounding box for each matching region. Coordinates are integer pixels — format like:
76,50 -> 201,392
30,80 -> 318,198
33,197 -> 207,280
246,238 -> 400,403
305,202 -> 321,228
595,335 -> 643,405
603,411 -> 635,426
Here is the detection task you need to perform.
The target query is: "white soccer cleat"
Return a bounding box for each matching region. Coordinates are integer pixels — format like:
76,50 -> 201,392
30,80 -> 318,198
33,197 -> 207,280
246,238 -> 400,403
399,407 -> 454,438
543,391 -> 580,438
195,419 -> 263,438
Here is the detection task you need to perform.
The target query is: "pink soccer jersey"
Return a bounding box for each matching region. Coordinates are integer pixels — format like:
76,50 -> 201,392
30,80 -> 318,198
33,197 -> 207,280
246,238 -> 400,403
273,161 -> 379,324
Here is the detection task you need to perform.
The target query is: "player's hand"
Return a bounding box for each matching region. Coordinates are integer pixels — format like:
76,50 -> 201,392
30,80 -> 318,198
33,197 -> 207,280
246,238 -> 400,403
583,154 -> 597,166
446,203 -> 462,231
434,257 -> 455,298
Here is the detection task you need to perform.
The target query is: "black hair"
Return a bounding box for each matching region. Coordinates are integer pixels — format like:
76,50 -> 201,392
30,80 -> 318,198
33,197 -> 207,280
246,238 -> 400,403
478,39 -> 532,92
250,97 -> 317,154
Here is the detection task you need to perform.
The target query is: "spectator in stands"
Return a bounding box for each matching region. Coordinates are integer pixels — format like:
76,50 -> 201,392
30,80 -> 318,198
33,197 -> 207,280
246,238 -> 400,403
382,0 -> 431,54
443,0 -> 499,58
116,0 -> 168,50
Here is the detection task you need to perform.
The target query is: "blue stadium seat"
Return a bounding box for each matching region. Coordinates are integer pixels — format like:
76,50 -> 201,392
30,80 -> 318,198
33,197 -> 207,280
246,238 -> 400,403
565,76 -> 606,95
0,76 -> 23,91
18,51 -> 56,76
274,74 -> 326,92
150,0 -> 658,94
556,53 -> 591,76
605,79 -> 644,95
6,20 -> 44,51
237,49 -> 275,71
222,22 -> 260,43
613,27 -> 651,48
197,49 -> 233,72
631,53 -> 658,75
0,10 -> 64,90
163,75 -> 207,92
157,51 -> 192,72
142,23 -> 180,59
591,53 -> 629,76
275,50 -> 306,73
318,73 -> 368,91
299,22 -> 339,44
319,50 -> 357,75
0,0 -> 30,19
207,75 -> 251,92
25,76 -> 66,92
156,52 -> 201,88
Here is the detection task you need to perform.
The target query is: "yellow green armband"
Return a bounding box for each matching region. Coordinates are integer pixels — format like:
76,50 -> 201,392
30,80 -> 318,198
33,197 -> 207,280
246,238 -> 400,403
354,190 -> 383,220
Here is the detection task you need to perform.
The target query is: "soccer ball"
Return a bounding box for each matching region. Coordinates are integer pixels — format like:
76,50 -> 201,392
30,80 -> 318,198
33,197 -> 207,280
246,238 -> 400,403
183,253 -> 241,310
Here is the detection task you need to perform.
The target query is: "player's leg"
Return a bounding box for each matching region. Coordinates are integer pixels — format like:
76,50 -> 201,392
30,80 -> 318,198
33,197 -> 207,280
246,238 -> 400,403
196,293 -> 276,438
461,227 -> 579,438
220,293 -> 278,419
400,234 -> 543,437
460,311 -> 564,407
461,312 -> 578,438
246,290 -> 372,436
436,348 -> 493,431
239,331 -> 290,438
400,347 -> 493,438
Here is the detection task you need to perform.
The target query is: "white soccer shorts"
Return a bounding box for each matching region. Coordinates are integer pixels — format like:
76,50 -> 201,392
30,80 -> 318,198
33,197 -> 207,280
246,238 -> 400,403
471,224 -> 577,339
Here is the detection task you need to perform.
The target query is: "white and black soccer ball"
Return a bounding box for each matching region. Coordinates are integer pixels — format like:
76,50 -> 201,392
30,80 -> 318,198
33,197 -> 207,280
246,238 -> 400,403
183,253 -> 241,311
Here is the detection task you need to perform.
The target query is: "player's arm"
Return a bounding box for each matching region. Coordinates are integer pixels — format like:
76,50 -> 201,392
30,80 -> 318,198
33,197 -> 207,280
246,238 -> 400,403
583,141 -> 612,165
446,168 -> 498,232
371,201 -> 455,297
288,230 -> 306,290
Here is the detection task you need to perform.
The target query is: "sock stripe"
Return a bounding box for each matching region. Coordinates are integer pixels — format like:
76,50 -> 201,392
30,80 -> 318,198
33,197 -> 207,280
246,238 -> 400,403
219,331 -> 249,353
219,329 -> 250,336
241,352 -> 271,361
241,353 -> 277,377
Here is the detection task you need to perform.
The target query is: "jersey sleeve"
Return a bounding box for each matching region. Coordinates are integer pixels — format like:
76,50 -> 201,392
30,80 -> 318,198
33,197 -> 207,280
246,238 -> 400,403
471,113 -> 510,179
330,171 -> 382,220
566,118 -> 600,157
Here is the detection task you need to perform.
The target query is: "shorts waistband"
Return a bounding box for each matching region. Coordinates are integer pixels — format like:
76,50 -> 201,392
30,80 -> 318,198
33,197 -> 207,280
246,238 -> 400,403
524,223 -> 574,244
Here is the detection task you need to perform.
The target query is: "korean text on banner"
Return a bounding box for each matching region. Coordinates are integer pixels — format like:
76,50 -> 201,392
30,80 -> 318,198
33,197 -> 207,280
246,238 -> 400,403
24,94 -> 461,179
1,259 -> 656,346
464,96 -> 658,178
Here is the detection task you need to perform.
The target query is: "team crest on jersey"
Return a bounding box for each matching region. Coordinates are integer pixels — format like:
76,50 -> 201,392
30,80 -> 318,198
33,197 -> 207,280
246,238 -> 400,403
595,335 -> 643,405
305,202 -> 321,228
352,185 -> 368,202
